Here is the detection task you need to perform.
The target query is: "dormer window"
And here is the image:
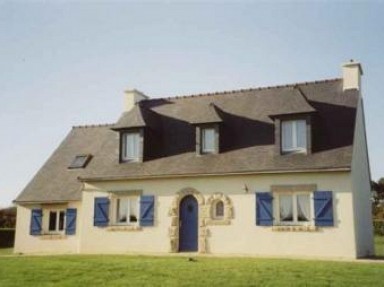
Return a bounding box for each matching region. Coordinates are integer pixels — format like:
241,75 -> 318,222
281,119 -> 307,153
201,127 -> 216,154
196,125 -> 219,155
121,130 -> 141,162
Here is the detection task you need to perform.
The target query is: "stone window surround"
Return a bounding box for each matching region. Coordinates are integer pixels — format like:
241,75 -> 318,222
271,184 -> 318,230
205,193 -> 234,226
108,190 -> 142,228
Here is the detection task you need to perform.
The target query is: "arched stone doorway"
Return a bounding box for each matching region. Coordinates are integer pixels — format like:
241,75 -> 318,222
168,187 -> 208,253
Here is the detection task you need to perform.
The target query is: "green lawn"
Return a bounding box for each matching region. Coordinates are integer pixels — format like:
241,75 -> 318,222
0,237 -> 383,286
0,248 -> 13,255
375,235 -> 384,256
0,255 -> 383,287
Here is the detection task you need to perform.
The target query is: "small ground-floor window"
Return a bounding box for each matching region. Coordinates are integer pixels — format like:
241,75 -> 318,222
45,209 -> 66,233
115,197 -> 139,225
275,192 -> 312,225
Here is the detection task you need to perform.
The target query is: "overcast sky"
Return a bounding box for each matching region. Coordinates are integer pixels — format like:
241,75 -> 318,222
1,1 -> 383,207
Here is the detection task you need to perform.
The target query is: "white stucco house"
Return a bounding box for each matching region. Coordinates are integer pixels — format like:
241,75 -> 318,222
14,61 -> 373,259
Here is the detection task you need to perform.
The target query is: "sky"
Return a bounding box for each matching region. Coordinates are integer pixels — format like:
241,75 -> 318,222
0,1 -> 384,207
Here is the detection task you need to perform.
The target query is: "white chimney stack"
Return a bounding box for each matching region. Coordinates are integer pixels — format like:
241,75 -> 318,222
342,60 -> 363,91
124,89 -> 149,112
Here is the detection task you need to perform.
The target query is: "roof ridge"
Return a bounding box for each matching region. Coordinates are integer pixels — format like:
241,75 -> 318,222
146,78 -> 341,102
72,123 -> 115,129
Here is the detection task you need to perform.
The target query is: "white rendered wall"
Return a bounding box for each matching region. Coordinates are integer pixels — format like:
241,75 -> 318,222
351,98 -> 374,257
80,172 -> 357,259
14,202 -> 81,254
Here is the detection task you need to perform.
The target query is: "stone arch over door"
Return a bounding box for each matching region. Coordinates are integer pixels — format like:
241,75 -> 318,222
168,187 -> 208,253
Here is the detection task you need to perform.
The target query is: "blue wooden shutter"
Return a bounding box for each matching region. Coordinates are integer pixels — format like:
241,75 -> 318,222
94,197 -> 110,227
30,209 -> 42,235
65,208 -> 77,235
256,192 -> 273,226
314,191 -> 334,227
140,195 -> 154,227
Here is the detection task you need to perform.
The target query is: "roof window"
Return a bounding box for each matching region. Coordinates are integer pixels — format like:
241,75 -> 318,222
68,154 -> 92,169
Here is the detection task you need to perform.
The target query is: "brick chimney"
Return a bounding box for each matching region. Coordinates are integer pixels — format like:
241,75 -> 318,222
342,60 -> 363,91
124,89 -> 148,112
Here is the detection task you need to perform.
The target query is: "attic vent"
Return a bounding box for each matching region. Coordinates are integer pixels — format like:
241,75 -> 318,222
68,154 -> 92,169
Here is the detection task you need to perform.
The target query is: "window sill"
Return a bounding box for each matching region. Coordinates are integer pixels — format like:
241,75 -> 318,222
106,225 -> 142,232
38,234 -> 67,240
281,150 -> 307,155
272,225 -> 318,232
205,219 -> 231,226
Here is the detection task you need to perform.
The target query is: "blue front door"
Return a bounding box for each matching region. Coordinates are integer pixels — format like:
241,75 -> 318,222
179,195 -> 198,252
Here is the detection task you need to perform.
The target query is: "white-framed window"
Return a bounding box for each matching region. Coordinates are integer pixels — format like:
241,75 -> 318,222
274,192 -> 312,226
122,131 -> 140,162
201,127 -> 216,154
114,196 -> 139,225
212,200 -> 224,219
47,210 -> 65,233
281,120 -> 307,153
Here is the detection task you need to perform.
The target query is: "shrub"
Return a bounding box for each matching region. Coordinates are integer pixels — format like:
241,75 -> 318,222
373,220 -> 384,236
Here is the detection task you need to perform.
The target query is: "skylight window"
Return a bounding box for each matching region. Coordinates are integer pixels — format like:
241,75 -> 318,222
68,154 -> 92,169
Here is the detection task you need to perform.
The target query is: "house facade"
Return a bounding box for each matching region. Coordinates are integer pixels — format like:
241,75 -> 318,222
14,62 -> 374,259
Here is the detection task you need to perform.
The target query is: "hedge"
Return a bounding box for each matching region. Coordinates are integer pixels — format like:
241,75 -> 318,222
373,220 -> 384,236
0,229 -> 15,248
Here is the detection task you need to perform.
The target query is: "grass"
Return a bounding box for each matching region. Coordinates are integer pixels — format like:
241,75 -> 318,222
0,248 -> 13,255
0,237 -> 383,286
0,255 -> 384,286
375,235 -> 384,256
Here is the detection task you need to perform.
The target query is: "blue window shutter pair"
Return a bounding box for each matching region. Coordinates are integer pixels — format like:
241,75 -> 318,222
30,209 -> 43,235
255,191 -> 334,227
93,195 -> 155,227
314,191 -> 334,227
65,208 -> 77,235
256,193 -> 274,226
139,195 -> 155,227
30,208 -> 77,235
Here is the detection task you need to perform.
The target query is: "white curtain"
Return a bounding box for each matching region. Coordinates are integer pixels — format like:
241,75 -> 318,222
297,194 -> 310,221
202,128 -> 215,152
117,198 -> 128,223
282,121 -> 293,151
296,120 -> 307,149
129,198 -> 138,222
125,133 -> 139,159
279,195 -> 293,221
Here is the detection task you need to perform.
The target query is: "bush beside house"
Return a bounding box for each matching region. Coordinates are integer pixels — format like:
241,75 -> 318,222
0,206 -> 16,248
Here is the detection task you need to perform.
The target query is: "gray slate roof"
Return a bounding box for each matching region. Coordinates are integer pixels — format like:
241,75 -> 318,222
15,78 -> 359,202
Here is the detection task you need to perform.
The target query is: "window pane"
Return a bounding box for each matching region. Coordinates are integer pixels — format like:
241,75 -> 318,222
279,195 -> 293,222
49,212 -> 57,231
215,201 -> 224,217
129,198 -> 138,223
117,198 -> 129,223
202,128 -> 215,153
297,194 -> 310,222
59,211 -> 65,231
296,120 -> 307,149
282,121 -> 293,151
124,132 -> 139,160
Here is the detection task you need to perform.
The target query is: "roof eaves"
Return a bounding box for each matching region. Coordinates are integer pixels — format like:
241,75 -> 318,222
78,166 -> 351,182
